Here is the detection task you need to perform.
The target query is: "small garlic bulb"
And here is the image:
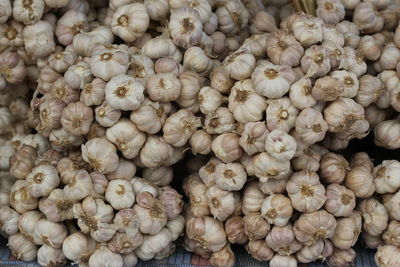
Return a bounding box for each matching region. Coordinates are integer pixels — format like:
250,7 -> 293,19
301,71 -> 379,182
324,183 -> 356,217
34,218 -> 68,248
163,109 -> 201,147
158,186 -> 183,220
0,206 -> 19,235
382,220 -> 400,247
301,45 -> 331,78
26,164 -> 60,198
8,233 -> 38,261
344,152 -> 375,198
146,73 -> 181,102
140,135 -> 183,168
204,107 -> 236,135
88,246 -> 124,267
107,232 -> 143,254
245,239 -> 273,262
331,211 -> 362,249
18,210 -> 43,244
135,228 -> 172,260
81,138 -> 119,174
39,189 -> 74,222
210,244 -> 235,267
319,152 -> 349,184
105,74 -> 145,111
289,77 -> 316,110
189,130 -> 212,155
269,254 -> 297,267
198,86 -> 226,115
265,129 -> 297,161
261,194 -> 292,227
225,216 -> 248,245
183,174 -> 209,217
241,182 -> 265,215
242,213 -> 270,241
37,245 -> 66,267
169,7 -> 202,49
239,122 -> 268,156
266,97 -> 299,133
206,186 -> 239,221
252,152 -> 291,182
214,162 -> 247,191
62,232 -> 97,266
286,171 -> 326,213
228,79 -> 267,123
223,50 -> 256,81
294,209 -> 337,245
266,224 -> 302,256
186,215 -> 227,252
296,239 -> 333,263
266,30 -> 304,67
312,76 -> 344,102
357,198 -> 388,237
316,0 -> 345,24
251,60 -> 296,99
211,133 -> 243,163
327,248 -> 356,267
133,192 -> 167,235
10,180 -> 38,213
373,160 -> 400,194
63,169 -> 93,202
105,179 -> 135,210
292,14 -> 323,46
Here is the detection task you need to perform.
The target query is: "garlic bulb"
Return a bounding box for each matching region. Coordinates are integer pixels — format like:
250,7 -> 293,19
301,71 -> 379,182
63,170 -> 93,202
252,60 -> 296,99
320,152 -> 350,184
265,129 -> 297,161
245,239 -> 273,262
294,209 -> 337,245
183,174 -> 210,217
105,179 -> 135,210
252,152 -> 291,182
8,233 -> 38,261
210,244 -> 235,267
204,107 -> 236,134
0,206 -> 19,235
10,180 -> 38,213
296,239 -> 333,263
166,215 -> 185,241
107,232 -> 143,254
344,152 -> 375,198
81,138 -> 119,174
286,171 -> 326,213
242,213 -> 270,241
37,245 -> 66,267
39,189 -> 74,222
327,248 -> 356,267
140,135 -> 183,168
89,246 -> 124,267
26,164 -> 60,198
133,192 -> 167,235
228,79 -> 267,123
373,160 -> 400,194
73,197 -> 116,242
382,220 -> 400,247
214,162 -> 246,191
206,186 -> 239,221
223,50 -> 256,81
163,109 -> 201,147
135,228 -> 172,261
158,186 -> 183,220
34,218 -> 68,248
225,216 -> 248,245
261,194 -> 293,227
324,183 -> 356,217
18,210 -> 43,244
62,232 -> 96,266
266,30 -> 304,67
358,198 -> 388,237
331,211 -> 362,249
169,7 -> 202,49
289,77 -> 316,110
211,133 -> 243,163
146,73 -> 181,103
186,215 -> 227,252
265,224 -> 302,256
269,254 -> 297,267
241,182 -> 265,215
266,97 -> 299,133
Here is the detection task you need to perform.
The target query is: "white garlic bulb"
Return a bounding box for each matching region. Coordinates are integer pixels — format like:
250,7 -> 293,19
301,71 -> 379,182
265,224 -> 302,256
89,246 -> 124,267
261,194 -> 293,227
373,160 -> 400,194
0,206 -> 19,235
105,179 -> 135,210
8,233 -> 38,261
133,192 -> 167,235
26,164 -> 60,198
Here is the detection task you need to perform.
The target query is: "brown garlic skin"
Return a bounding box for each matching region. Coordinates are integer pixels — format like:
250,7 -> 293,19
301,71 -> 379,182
293,209 -> 337,246
357,198 -> 388,237
382,220 -> 400,247
225,216 -> 248,245
286,170 -> 326,213
319,152 -> 350,184
242,213 -> 270,241
327,248 -> 356,267
245,240 -> 273,262
210,244 -> 235,267
265,224 -> 302,256
296,239 -> 333,263
324,183 -> 356,217
344,152 -> 375,198
331,211 -> 362,249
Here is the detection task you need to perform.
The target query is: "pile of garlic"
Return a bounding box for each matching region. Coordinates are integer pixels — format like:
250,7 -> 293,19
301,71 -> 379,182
1,0 -> 400,266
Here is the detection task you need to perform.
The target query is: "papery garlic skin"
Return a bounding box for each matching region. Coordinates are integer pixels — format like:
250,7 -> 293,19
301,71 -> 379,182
88,246 -> 124,267
344,152 -> 375,198
382,220 -> 400,247
358,198 -> 388,237
211,133 -> 243,163
206,186 -> 239,221
296,239 -> 333,263
8,233 -> 38,261
10,180 -> 38,214
169,7 -> 202,49
34,218 -> 68,248
331,211 -> 362,249
225,216 -> 248,245
133,192 -> 167,235
63,231 -> 98,264
105,179 -> 135,210
373,160 -> 400,194
18,210 -> 43,244
324,183 -> 356,217
105,74 -> 145,111
135,228 -> 172,261
375,245 -> 400,267
242,213 -> 270,241
241,182 -> 265,215
327,248 -> 356,267
81,138 -> 119,174
269,254 -> 297,267
320,152 -> 349,184
252,60 -> 296,99
22,21 -> 55,58
286,171 -> 326,213
266,97 -> 299,133
265,129 -> 297,161
163,109 -> 201,147
26,164 -> 60,198
12,0 -> 43,25
37,245 -> 66,267
266,224 -> 302,256
252,152 -> 291,182
214,162 -> 246,191
0,206 -> 19,235
294,209 -> 337,245
261,194 -> 293,227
